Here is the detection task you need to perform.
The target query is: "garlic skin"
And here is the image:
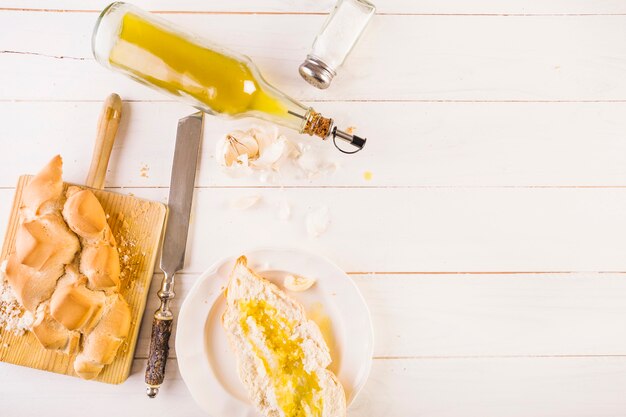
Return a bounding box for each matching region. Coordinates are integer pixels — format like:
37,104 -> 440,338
306,206 -> 330,237
230,195 -> 262,210
254,135 -> 288,170
216,130 -> 260,167
296,143 -> 339,179
283,274 -> 316,292
217,125 -> 291,177
217,125 -> 340,185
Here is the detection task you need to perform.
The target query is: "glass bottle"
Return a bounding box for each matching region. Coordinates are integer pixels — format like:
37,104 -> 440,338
92,2 -> 366,152
300,0 -> 376,89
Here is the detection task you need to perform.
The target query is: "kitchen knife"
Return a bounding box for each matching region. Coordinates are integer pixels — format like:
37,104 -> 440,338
145,112 -> 204,397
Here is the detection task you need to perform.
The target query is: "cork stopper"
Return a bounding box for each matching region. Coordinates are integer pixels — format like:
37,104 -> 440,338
302,110 -> 333,139
301,109 -> 366,153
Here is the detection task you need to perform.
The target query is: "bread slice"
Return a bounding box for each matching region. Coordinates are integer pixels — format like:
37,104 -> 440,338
74,294 -> 131,380
63,187 -> 108,241
63,186 -> 121,292
20,155 -> 63,217
222,256 -> 346,417
31,300 -> 80,353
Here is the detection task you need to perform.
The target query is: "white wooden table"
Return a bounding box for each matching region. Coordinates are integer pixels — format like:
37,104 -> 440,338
2,1 -> 626,416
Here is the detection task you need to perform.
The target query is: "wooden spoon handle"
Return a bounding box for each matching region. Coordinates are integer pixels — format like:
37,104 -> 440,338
85,93 -> 122,189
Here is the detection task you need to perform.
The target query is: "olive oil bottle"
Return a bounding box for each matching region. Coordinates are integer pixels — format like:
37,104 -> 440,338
93,2 -> 366,152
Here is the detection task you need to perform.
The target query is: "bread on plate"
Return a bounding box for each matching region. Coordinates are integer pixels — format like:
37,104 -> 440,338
222,256 -> 346,417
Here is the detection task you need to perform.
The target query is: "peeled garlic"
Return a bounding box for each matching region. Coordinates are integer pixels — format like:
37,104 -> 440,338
217,130 -> 260,167
284,274 -> 316,292
217,125 -> 341,184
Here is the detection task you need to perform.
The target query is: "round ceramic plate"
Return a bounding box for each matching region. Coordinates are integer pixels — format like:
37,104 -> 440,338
176,248 -> 374,417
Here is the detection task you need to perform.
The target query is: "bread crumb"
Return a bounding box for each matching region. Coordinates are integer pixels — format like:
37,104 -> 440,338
346,126 -> 356,134
140,164 -> 149,178
115,213 -> 140,285
363,171 -> 373,181
17,311 -> 34,330
113,207 -> 150,291
118,339 -> 129,354
130,201 -> 150,218
0,268 -> 31,336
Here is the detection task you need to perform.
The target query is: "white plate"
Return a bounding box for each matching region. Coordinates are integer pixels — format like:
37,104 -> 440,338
176,248 -> 374,417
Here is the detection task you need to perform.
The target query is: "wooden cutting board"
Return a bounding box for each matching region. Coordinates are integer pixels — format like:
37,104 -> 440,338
0,95 -> 167,384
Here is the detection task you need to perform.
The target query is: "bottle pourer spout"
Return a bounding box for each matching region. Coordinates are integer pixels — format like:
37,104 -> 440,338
332,127 -> 366,154
300,110 -> 366,154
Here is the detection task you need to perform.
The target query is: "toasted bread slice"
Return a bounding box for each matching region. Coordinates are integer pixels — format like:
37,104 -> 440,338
222,256 -> 346,417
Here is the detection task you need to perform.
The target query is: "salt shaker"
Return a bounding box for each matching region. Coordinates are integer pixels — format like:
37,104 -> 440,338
299,0 -> 376,89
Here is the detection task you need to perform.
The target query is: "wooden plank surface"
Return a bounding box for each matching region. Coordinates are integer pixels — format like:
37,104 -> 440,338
2,101 -> 626,188
1,187 -> 626,273
134,272 -> 626,359
4,13 -> 626,101
5,0 -> 626,14
3,357 -> 626,417
2,0 -> 626,416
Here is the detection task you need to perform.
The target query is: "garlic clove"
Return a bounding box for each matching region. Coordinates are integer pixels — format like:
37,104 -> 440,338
284,274 -> 316,292
217,131 -> 260,167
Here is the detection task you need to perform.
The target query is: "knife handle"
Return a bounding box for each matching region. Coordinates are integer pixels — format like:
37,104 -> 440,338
145,312 -> 173,398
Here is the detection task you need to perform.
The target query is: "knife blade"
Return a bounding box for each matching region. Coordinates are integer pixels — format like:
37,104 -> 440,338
145,112 -> 203,398
160,112 -> 203,275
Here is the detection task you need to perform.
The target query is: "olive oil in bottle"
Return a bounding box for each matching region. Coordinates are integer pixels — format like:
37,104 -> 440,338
93,2 -> 366,152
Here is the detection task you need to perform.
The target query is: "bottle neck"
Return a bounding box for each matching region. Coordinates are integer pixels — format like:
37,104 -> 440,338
246,80 -> 313,133
301,110 -> 333,138
250,78 -> 334,139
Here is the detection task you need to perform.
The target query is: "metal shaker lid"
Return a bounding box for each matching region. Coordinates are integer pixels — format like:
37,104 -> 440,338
299,55 -> 336,90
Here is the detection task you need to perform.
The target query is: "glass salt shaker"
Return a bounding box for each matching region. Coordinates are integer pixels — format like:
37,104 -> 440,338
299,0 -> 376,89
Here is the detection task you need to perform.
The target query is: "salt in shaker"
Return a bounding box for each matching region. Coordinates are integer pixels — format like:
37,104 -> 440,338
299,0 -> 376,89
